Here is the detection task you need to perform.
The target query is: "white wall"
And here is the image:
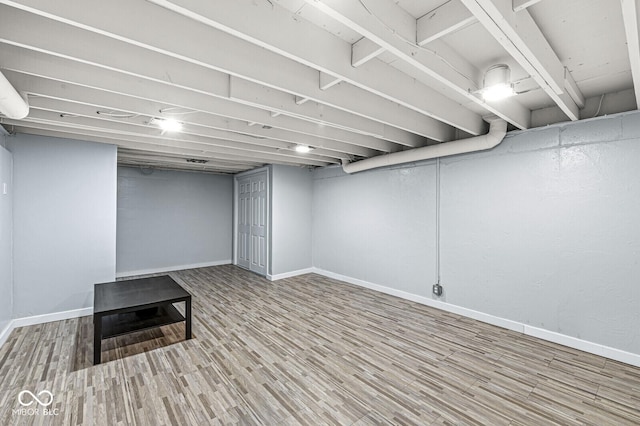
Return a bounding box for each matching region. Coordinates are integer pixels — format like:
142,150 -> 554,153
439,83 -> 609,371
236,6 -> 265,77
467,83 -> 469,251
10,134 -> 117,317
116,166 -> 233,276
270,165 -> 313,276
312,111 -> 640,356
0,137 -> 12,333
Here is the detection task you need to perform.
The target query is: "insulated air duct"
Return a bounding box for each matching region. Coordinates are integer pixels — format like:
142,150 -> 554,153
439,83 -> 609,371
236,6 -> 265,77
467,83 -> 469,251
342,119 -> 507,174
0,70 -> 29,119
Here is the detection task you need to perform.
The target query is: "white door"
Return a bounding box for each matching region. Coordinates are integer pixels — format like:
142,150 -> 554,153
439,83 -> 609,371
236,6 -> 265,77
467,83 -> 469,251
237,177 -> 251,269
235,170 -> 268,275
249,173 -> 267,275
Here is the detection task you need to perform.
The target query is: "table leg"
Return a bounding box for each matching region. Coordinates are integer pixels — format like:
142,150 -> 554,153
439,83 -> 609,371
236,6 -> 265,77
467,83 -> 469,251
185,297 -> 192,340
93,314 -> 102,365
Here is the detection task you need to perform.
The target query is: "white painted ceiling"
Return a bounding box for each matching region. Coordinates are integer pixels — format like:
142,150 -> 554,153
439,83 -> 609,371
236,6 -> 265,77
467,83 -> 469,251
0,0 -> 638,174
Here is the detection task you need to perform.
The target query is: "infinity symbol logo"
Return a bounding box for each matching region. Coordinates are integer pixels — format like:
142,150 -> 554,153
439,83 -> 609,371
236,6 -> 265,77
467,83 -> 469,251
18,390 -> 54,407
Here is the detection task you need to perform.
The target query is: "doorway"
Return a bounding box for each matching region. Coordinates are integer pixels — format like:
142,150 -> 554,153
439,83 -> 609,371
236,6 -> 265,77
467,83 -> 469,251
235,169 -> 268,276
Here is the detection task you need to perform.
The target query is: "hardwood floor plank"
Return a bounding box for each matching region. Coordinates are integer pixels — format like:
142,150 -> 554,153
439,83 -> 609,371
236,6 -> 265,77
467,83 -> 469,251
0,264 -> 639,425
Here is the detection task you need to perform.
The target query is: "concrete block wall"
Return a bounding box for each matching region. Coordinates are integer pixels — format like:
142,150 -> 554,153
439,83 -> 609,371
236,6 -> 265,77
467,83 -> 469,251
312,111 -> 640,360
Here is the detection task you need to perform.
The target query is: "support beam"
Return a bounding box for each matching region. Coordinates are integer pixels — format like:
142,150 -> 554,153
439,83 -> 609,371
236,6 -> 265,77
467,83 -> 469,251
117,153 -> 248,172
3,122 -> 303,168
229,76 -> 444,145
144,0 -> 482,135
0,4 -> 426,146
621,0 -> 640,107
352,37 -> 385,67
417,0 -> 476,45
118,148 -> 258,168
513,0 -> 542,12
21,80 -> 375,157
303,0 -> 531,130
0,0 -> 468,139
24,106 -> 341,162
460,0 -> 580,121
1,118 -> 332,167
564,67 -> 585,109
0,43 -> 398,152
319,72 -> 341,90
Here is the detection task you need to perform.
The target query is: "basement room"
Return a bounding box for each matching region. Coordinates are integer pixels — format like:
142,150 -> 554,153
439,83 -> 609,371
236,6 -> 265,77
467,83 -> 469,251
1,0 -> 639,424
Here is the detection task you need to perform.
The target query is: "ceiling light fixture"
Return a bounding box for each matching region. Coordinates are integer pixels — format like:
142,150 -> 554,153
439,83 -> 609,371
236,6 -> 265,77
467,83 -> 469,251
294,145 -> 314,153
152,117 -> 183,133
481,64 -> 516,102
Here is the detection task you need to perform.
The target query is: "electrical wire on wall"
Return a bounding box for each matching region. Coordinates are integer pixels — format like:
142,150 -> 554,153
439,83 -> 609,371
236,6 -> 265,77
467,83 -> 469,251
435,157 -> 441,287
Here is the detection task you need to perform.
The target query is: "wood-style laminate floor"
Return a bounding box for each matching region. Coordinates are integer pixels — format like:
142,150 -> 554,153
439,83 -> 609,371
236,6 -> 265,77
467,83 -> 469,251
1,265 -> 639,425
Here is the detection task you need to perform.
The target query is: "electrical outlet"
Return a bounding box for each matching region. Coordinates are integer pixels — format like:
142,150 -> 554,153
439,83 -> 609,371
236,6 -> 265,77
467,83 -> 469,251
2,183 -> 6,195
432,283 -> 443,296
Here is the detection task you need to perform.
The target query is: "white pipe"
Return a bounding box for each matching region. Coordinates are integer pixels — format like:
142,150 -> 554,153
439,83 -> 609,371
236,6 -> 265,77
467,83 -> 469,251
342,119 -> 508,174
0,71 -> 29,119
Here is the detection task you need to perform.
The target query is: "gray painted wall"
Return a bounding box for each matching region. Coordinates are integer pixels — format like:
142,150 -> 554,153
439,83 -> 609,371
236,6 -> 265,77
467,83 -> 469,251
116,166 -> 233,275
270,165 -> 313,276
312,111 -> 640,355
313,164 -> 437,296
10,134 -> 117,317
0,138 -> 12,332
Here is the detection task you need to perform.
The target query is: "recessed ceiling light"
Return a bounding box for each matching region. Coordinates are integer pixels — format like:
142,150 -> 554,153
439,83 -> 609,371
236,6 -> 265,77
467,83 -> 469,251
152,118 -> 183,132
295,145 -> 313,153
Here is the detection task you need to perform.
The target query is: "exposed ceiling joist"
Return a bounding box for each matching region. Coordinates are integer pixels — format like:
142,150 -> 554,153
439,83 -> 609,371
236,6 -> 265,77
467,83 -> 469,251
460,0 -> 582,121
0,0 -> 455,142
621,0 -> 640,107
11,108 -> 339,163
417,0 -> 476,45
118,149 -> 258,169
27,96 -> 358,159
229,76 -> 433,146
6,72 -> 370,160
513,0 -> 542,12
319,72 -> 341,91
2,119 -> 330,167
0,44 -> 399,153
146,0 -> 480,138
351,37 -> 385,67
303,0 -> 531,130
7,124 -> 267,169
117,152 -> 249,173
0,0 -> 635,173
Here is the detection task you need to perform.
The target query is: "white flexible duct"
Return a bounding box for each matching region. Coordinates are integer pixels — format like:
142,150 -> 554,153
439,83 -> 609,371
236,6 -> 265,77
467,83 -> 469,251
0,70 -> 29,119
342,119 -> 508,174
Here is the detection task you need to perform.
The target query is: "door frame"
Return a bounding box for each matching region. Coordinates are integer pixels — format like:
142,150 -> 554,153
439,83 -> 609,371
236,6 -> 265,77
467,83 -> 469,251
233,167 -> 270,275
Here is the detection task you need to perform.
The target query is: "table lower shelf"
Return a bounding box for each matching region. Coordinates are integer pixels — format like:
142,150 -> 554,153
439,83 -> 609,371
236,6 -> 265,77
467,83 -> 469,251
100,304 -> 185,339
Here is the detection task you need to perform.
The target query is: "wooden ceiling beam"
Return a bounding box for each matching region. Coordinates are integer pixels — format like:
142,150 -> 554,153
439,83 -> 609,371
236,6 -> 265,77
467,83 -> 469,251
303,0 -> 531,130
460,0 -> 581,121
621,0 -> 640,107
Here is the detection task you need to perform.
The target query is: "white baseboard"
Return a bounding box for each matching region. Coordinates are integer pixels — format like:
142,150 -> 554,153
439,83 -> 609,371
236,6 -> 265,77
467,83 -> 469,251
0,307 -> 93,349
12,307 -> 94,328
267,267 -> 315,281
0,321 -> 14,349
312,268 -> 640,368
116,260 -> 232,279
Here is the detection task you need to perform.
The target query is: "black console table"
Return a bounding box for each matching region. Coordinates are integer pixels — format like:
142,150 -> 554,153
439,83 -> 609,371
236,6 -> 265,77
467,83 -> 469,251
93,275 -> 192,365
